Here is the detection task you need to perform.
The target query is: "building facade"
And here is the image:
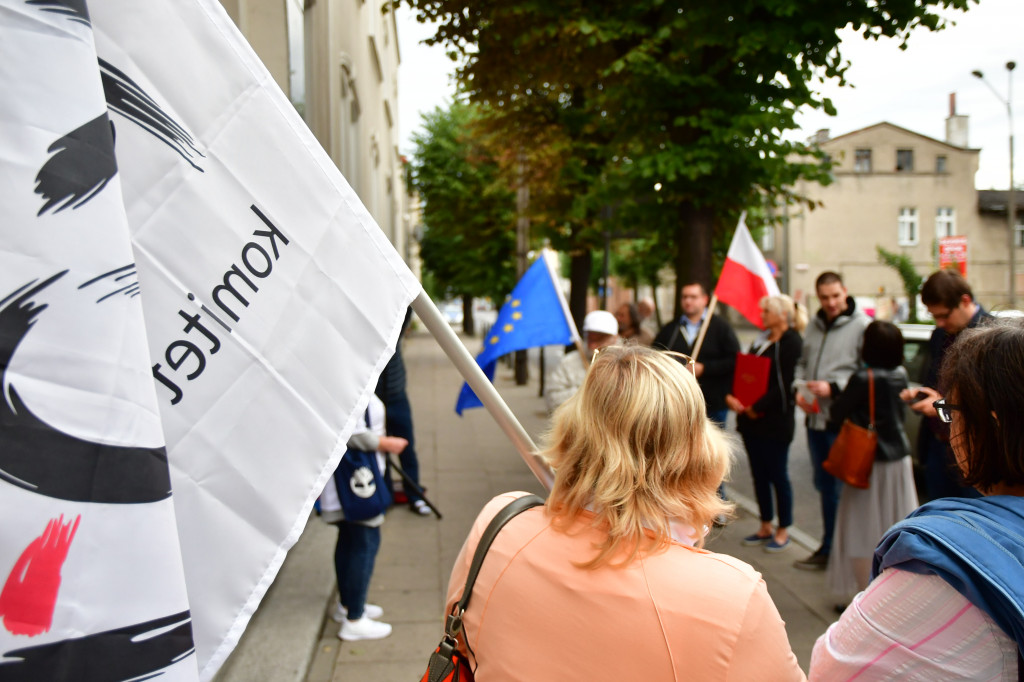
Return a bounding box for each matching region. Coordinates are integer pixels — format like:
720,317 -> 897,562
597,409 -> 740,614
218,0 -> 410,265
775,120 -> 1023,310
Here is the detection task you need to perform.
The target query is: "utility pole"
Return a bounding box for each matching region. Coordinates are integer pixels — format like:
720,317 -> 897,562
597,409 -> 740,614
973,62 -> 1018,308
514,159 -> 530,385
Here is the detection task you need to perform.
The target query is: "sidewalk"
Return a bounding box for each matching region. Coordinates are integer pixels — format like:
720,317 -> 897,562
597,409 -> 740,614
215,331 -> 838,682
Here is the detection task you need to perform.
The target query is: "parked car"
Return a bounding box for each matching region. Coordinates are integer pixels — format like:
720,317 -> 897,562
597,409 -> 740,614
898,323 -> 933,500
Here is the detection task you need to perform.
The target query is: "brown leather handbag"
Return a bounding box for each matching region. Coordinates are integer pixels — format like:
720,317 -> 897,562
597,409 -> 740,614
823,369 -> 877,489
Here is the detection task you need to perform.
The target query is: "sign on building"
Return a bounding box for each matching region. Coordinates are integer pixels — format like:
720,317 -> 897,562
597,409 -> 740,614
939,236 -> 968,277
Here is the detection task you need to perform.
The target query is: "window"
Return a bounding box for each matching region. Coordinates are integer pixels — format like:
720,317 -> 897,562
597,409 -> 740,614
854,149 -> 872,173
759,226 -> 775,251
898,207 -> 919,246
896,149 -> 914,172
936,207 -> 956,239
936,155 -> 947,173
1016,219 -> 1024,248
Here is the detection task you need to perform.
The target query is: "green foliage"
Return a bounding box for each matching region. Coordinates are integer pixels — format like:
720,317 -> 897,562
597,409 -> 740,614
409,102 -> 517,304
403,0 -> 975,302
877,245 -> 924,323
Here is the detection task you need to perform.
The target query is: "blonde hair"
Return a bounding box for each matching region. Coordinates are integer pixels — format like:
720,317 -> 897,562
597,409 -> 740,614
539,345 -> 735,569
761,294 -> 807,333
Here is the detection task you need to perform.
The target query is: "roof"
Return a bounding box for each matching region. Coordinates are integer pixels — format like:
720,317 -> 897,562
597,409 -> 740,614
821,121 -> 980,154
977,189 -> 1024,215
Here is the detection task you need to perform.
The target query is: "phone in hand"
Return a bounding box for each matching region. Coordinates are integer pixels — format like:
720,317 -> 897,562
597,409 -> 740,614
907,390 -> 930,403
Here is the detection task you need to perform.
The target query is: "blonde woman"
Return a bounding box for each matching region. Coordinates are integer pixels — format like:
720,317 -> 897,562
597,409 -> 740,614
443,345 -> 805,681
726,294 -> 807,553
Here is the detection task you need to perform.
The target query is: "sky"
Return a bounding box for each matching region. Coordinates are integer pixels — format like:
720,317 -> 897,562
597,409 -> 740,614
396,0 -> 1023,190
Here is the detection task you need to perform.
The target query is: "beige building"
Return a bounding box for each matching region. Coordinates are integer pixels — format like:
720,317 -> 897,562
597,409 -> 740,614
218,0 -> 411,264
774,119 -> 1023,311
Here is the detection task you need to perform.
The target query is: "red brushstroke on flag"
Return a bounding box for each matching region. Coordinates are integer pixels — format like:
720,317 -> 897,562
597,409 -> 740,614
0,514 -> 81,636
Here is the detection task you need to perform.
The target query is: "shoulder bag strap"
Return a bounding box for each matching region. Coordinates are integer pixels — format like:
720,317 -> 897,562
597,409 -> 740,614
867,368 -> 875,429
446,494 -> 545,638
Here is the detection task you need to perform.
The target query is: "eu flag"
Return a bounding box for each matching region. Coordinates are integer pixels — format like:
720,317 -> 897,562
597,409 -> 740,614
455,255 -> 574,414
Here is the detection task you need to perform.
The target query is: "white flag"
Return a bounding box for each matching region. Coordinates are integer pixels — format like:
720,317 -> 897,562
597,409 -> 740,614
0,3 -> 198,680
0,0 -> 421,679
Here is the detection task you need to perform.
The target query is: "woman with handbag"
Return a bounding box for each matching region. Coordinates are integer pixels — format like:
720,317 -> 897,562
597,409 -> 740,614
823,320 -> 918,604
726,294 -> 806,553
440,345 -> 805,681
319,394 -> 408,641
811,320 -> 1024,679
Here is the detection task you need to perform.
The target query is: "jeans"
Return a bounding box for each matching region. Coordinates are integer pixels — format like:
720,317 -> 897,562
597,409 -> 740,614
382,392 -> 422,502
708,409 -> 729,500
335,522 -> 381,620
741,434 -> 794,528
807,428 -> 841,555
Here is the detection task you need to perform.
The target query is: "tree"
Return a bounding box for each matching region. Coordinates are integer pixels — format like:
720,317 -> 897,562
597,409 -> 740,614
403,0 -> 974,318
877,246 -> 924,323
410,102 -> 517,334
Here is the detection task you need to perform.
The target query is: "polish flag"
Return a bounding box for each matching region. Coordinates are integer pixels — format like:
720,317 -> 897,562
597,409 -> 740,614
715,213 -> 781,328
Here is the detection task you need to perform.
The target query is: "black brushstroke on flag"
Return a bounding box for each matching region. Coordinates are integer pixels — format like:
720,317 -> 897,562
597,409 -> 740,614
34,114 -> 117,216
0,272 -> 172,504
99,58 -> 205,171
78,263 -> 141,304
25,0 -> 90,27
0,610 -> 194,681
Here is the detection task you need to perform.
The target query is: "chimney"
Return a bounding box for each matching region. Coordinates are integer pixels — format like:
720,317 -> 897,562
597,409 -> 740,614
812,128 -> 830,145
946,92 -> 969,147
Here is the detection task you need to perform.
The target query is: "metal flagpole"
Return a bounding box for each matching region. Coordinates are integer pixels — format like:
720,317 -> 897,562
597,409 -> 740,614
411,290 -> 555,490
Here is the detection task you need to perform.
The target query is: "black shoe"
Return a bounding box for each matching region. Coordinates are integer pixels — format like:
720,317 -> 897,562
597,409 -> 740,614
793,549 -> 829,571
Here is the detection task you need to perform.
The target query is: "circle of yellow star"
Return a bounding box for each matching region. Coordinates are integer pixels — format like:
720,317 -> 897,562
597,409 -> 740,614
512,312 -> 522,320
504,324 -> 513,332
490,336 -> 499,345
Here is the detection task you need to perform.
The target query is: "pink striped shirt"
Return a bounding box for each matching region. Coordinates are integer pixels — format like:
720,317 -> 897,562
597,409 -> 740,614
810,568 -> 1019,680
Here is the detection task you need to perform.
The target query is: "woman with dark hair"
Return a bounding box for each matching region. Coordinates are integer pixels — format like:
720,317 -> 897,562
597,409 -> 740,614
811,320 -> 1024,679
824,320 -> 918,604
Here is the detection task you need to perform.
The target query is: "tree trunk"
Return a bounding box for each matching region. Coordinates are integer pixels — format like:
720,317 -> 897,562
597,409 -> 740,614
568,248 -> 593,336
461,295 -> 475,336
674,202 -> 715,318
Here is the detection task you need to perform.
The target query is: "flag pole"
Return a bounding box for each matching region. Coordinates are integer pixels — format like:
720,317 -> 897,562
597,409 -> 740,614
540,248 -> 589,368
690,293 -> 719,362
411,290 -> 555,490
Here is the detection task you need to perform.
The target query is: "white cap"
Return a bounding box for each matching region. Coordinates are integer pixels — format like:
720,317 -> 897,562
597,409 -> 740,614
582,310 -> 618,336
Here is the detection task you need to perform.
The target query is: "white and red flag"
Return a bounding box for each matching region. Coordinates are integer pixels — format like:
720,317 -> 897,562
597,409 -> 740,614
0,0 -> 419,680
714,213 -> 781,328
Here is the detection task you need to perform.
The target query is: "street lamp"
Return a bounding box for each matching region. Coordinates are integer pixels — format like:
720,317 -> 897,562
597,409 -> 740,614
973,61 -> 1017,308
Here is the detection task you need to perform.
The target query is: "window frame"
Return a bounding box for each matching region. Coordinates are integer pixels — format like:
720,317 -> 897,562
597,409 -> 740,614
935,207 -> 956,239
896,149 -> 914,172
898,207 -> 919,246
854,148 -> 872,173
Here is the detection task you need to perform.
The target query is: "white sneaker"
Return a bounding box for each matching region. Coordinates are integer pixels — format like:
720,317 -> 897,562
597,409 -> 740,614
331,601 -> 383,623
412,500 -> 431,516
339,616 -> 392,641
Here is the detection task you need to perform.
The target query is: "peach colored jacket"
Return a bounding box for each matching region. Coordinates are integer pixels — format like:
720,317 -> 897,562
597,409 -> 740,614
446,492 -> 806,681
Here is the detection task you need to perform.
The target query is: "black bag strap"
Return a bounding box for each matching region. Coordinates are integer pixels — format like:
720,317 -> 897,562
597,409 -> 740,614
446,494 -> 545,638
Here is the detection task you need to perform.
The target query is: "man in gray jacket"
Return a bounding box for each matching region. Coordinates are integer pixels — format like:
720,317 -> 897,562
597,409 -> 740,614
793,272 -> 870,570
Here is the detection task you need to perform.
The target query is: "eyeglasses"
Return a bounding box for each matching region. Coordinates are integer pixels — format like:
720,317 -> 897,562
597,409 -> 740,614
933,398 -> 961,424
664,351 -> 696,374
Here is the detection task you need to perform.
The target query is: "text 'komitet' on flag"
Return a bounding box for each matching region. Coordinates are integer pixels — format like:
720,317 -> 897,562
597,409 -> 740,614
0,0 -> 420,680
455,251 -> 577,415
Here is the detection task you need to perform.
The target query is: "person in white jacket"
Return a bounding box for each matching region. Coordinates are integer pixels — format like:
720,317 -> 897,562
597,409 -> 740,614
544,310 -> 620,412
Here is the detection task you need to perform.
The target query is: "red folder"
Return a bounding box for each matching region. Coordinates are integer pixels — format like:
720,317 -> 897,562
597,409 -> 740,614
732,352 -> 771,407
